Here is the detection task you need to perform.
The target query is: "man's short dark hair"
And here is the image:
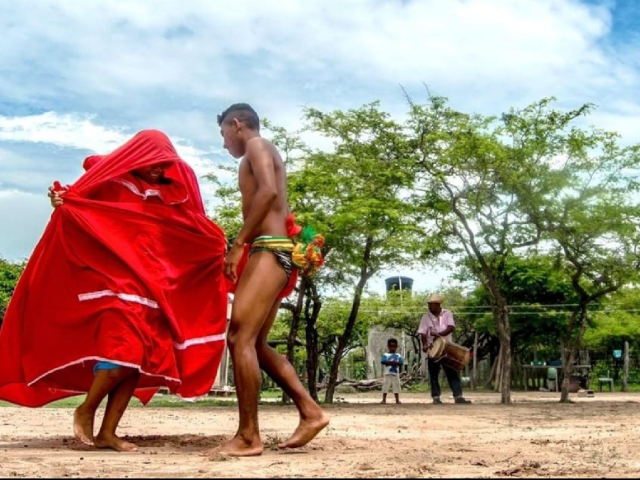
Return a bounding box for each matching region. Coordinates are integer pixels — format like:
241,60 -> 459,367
217,103 -> 260,131
388,338 -> 398,346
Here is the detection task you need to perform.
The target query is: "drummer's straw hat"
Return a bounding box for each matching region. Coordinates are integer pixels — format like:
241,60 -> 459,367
427,293 -> 443,304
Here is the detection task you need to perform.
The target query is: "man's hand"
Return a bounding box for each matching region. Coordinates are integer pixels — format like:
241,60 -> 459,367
224,243 -> 244,283
48,187 -> 64,208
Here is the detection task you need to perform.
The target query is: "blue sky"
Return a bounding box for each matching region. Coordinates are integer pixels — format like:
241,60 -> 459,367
1,0 -> 639,295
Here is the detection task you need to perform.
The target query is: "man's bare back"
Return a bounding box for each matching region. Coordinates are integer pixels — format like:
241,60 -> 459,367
238,137 -> 290,240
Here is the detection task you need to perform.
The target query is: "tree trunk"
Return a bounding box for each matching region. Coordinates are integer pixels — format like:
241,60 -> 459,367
493,348 -> 502,392
324,237 -> 374,404
471,330 -> 478,391
449,201 -> 511,402
491,302 -> 511,403
486,353 -> 498,389
560,303 -> 589,402
324,283 -> 365,403
304,281 -> 322,401
282,279 -> 307,404
410,334 -> 422,377
356,331 -> 369,378
560,346 -> 576,402
622,340 -> 629,393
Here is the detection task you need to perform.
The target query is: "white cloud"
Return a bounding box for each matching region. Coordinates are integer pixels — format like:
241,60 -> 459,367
1,0 -> 636,111
0,113 -> 128,153
0,112 -> 231,180
0,112 -> 233,257
1,0 -> 640,291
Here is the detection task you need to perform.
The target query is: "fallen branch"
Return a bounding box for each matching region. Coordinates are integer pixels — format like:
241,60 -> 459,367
317,374 -> 419,391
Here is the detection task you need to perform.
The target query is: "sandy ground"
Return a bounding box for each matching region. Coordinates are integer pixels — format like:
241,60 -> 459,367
1,391 -> 640,478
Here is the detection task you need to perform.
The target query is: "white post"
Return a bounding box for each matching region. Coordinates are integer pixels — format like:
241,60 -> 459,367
623,340 -> 630,393
472,330 -> 479,391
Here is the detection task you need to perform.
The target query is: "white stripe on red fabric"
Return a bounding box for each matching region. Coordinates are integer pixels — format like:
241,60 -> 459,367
111,178 -> 188,205
77,290 -> 159,309
173,333 -> 226,350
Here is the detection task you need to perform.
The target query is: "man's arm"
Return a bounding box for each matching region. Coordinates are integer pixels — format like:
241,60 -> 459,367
233,139 -> 278,247
438,326 -> 455,337
421,334 -> 430,352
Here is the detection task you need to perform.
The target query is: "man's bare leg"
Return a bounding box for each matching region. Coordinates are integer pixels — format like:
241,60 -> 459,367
256,301 -> 329,449
74,367 -> 135,445
216,252 -> 288,457
94,369 -> 140,452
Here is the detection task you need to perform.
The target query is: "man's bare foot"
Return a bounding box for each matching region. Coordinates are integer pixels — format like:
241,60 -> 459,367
215,434 -> 264,457
73,406 -> 94,446
94,433 -> 138,452
380,400 -> 386,404
278,411 -> 330,449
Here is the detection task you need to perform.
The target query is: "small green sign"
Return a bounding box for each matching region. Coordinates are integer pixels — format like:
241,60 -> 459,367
613,350 -> 622,359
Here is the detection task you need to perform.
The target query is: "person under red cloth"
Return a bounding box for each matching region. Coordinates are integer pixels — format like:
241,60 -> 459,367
0,130 -> 228,452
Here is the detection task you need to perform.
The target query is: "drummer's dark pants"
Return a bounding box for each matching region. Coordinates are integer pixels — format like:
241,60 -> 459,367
428,359 -> 463,399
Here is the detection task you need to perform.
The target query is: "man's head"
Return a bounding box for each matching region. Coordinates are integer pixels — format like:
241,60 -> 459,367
387,338 -> 398,353
132,161 -> 174,184
217,103 -> 260,159
427,293 -> 443,315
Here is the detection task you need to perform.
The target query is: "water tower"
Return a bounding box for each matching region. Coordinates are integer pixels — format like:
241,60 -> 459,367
385,276 -> 414,295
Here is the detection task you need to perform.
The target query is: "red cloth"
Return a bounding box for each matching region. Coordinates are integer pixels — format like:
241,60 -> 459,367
0,130 -> 228,407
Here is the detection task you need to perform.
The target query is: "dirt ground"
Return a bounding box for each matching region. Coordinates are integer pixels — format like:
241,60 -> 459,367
1,391 -> 640,478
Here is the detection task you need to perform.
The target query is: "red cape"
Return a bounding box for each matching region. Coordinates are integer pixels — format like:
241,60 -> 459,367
0,130 -> 228,406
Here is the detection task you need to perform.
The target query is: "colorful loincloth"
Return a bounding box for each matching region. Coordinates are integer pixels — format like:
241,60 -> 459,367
225,214 -> 325,299
249,236 -> 295,282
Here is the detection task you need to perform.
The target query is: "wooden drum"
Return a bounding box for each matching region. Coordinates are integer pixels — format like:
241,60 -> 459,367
427,337 -> 471,371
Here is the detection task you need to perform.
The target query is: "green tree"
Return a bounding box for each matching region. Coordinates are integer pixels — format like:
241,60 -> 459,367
584,287 -> 640,350
495,96 -> 640,400
458,254 -> 578,387
0,258 -> 24,326
289,102 -> 445,403
406,94 -> 552,403
529,132 -> 640,400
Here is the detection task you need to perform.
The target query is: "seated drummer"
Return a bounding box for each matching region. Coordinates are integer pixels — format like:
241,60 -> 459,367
417,293 -> 471,404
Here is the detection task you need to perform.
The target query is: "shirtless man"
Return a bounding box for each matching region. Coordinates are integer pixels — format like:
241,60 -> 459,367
215,103 -> 329,456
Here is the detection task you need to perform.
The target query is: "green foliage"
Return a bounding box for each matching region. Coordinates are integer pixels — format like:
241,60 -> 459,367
584,287 -> 640,350
289,102 -> 443,288
203,94 -> 640,401
0,258 -> 24,323
315,296 -> 378,358
460,254 -> 576,350
406,94 -> 536,265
